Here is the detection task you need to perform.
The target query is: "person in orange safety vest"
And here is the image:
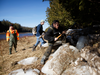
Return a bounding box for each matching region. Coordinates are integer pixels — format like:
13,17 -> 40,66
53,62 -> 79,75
6,24 -> 19,55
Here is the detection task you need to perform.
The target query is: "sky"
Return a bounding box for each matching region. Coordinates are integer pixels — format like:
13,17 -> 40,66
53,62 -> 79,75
0,0 -> 50,30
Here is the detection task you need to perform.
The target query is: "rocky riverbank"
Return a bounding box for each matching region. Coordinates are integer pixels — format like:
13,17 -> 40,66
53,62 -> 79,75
0,35 -> 100,75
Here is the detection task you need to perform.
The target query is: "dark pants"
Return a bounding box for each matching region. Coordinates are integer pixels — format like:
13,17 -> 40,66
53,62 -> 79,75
44,43 -> 53,57
44,34 -> 66,57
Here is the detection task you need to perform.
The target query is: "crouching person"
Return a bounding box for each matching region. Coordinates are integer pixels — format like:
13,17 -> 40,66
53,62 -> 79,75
6,24 -> 19,55
41,20 -> 66,65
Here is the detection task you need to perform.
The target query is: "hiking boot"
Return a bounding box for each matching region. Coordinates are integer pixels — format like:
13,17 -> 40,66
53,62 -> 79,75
14,48 -> 17,53
9,52 -> 12,55
32,45 -> 36,51
14,50 -> 17,53
41,55 -> 46,65
39,45 -> 42,50
9,48 -> 12,55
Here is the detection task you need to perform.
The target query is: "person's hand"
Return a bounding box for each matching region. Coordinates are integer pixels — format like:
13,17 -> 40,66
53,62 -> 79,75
39,35 -> 42,38
62,31 -> 66,34
54,37 -> 58,41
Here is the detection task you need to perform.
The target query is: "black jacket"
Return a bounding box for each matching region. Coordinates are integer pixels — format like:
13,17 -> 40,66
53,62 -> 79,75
44,24 -> 63,43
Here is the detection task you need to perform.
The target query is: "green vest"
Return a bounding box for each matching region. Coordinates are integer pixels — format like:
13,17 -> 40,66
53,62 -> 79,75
9,30 -> 17,44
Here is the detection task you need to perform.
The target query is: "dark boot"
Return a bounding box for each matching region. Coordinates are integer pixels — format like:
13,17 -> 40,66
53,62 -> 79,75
41,55 -> 47,65
9,48 -> 12,55
14,48 -> 17,53
14,45 -> 17,53
32,45 -> 36,51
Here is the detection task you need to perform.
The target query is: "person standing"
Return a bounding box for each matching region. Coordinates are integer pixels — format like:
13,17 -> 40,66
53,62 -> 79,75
41,20 -> 66,64
6,24 -> 19,55
32,20 -> 46,51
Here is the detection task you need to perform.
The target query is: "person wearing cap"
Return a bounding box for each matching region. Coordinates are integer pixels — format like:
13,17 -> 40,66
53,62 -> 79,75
6,24 -> 19,55
32,20 -> 46,51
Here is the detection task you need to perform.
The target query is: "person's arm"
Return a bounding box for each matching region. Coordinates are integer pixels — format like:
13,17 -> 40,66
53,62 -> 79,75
6,30 -> 10,42
16,30 -> 19,40
59,26 -> 66,34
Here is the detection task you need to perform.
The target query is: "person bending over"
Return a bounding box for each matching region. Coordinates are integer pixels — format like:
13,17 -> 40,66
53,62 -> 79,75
41,20 -> 66,64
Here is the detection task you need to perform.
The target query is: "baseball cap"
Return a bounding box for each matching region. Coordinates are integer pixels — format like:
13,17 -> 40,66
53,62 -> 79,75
40,20 -> 45,23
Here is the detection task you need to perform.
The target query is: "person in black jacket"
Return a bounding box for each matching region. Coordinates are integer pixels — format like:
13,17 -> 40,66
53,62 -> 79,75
41,20 -> 66,64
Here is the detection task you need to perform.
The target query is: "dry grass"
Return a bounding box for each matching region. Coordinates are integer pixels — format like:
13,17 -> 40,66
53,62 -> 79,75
0,36 -> 47,75
1,35 -> 100,75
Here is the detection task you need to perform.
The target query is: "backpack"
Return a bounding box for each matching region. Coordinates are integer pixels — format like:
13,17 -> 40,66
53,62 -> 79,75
32,26 -> 37,35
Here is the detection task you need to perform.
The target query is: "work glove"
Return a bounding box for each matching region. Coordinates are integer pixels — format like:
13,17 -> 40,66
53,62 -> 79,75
54,37 -> 58,41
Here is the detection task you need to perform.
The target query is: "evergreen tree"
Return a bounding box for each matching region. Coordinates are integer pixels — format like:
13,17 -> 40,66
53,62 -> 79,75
0,20 -> 32,32
46,0 -> 74,29
59,0 -> 100,27
46,0 -> 100,28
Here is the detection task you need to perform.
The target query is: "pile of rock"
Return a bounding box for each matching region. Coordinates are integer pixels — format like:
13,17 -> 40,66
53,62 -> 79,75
9,42 -> 100,75
41,43 -> 80,75
41,43 -> 100,75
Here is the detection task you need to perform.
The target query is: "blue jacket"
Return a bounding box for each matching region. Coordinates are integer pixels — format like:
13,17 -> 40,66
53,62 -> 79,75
36,24 -> 43,36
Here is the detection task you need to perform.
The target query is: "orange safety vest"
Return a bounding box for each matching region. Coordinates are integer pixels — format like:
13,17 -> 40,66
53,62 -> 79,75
6,29 -> 19,41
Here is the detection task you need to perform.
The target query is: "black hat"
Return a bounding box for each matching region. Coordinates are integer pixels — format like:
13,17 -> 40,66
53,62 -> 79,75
10,24 -> 13,26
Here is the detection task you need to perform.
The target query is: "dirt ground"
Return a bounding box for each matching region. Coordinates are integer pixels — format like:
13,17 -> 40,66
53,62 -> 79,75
0,36 -> 48,75
1,35 -> 100,75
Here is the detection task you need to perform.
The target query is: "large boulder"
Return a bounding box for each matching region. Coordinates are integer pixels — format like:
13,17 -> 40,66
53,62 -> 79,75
62,65 -> 97,75
18,57 -> 38,65
76,36 -> 88,50
81,46 -> 100,74
9,69 -> 40,75
41,43 -> 79,75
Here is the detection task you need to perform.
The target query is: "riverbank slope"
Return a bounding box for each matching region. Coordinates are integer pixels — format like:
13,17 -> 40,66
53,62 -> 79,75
0,36 -> 47,75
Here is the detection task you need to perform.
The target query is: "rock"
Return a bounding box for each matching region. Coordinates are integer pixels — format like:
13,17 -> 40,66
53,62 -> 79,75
74,57 -> 83,66
66,29 -> 74,35
9,68 -> 40,75
42,41 -> 62,47
42,43 -> 48,47
62,65 -> 98,75
81,46 -> 100,74
76,36 -> 88,50
41,43 -> 79,75
18,57 -> 38,65
66,29 -> 82,35
53,41 -> 62,46
88,34 -> 100,46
